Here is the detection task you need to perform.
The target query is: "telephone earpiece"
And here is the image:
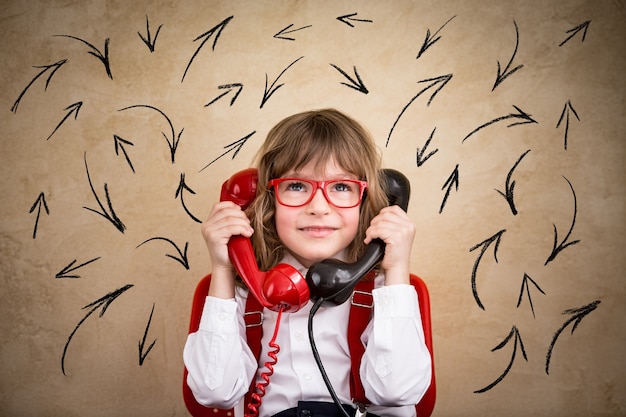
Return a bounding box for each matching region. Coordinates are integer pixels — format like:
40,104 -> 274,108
220,168 -> 310,313
305,169 -> 411,305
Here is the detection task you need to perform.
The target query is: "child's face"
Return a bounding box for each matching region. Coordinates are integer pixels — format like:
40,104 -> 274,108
274,158 -> 361,268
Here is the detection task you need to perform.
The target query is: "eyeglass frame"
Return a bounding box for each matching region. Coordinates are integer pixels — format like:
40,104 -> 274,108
267,177 -> 368,208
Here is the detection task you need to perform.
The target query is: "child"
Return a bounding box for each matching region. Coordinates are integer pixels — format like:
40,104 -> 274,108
184,109 -> 432,417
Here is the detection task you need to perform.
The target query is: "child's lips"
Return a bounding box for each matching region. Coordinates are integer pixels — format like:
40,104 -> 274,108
300,226 -> 337,238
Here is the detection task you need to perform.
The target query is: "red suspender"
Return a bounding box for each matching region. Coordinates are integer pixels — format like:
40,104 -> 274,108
347,279 -> 375,405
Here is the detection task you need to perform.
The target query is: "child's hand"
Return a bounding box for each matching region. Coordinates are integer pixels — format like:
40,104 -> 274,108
201,201 -> 254,273
364,205 -> 416,285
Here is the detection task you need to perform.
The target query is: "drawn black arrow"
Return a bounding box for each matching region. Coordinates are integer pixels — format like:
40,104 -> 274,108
545,300 -> 600,375
181,15 -> 233,82
439,164 -> 459,214
470,229 -> 506,310
139,303 -> 157,365
329,64 -> 368,94
559,20 -> 591,47
56,257 -> 101,279
492,20 -> 524,91
83,153 -> 126,233
556,100 -> 580,150
113,134 -> 135,173
136,237 -> 190,269
496,149 -> 531,215
61,284 -> 133,375
416,127 -> 439,167
517,273 -> 545,318
55,34 -> 112,79
29,192 -> 49,239
118,104 -> 182,163
138,15 -> 162,52
274,23 -> 312,41
175,173 -> 201,223
474,325 -> 527,393
545,176 -> 580,265
416,15 -> 456,59
260,56 -> 305,108
46,101 -> 83,141
205,83 -> 243,107
199,131 -> 255,172
337,12 -> 373,27
461,105 -> 537,143
11,59 -> 67,113
386,74 -> 453,147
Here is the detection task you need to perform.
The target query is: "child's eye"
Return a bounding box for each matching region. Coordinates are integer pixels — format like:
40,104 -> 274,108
284,181 -> 309,192
331,181 -> 353,192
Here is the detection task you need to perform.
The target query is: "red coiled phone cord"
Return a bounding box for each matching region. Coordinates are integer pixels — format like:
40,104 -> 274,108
245,306 -> 284,417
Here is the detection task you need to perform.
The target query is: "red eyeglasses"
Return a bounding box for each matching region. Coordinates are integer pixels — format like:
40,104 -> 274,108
267,178 -> 368,208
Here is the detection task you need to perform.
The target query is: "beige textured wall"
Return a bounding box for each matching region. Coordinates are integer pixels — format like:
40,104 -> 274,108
1,1 -> 624,416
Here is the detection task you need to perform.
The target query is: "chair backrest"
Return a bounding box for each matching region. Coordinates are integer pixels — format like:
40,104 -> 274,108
183,274 -> 436,417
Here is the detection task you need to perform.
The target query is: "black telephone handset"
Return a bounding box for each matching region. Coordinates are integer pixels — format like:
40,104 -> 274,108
220,168 -> 410,311
305,169 -> 411,305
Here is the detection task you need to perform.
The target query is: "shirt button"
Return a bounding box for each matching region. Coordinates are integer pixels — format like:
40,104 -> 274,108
295,330 -> 304,341
303,372 -> 312,380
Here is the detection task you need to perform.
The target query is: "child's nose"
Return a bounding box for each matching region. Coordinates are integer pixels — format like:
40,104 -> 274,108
307,188 -> 331,212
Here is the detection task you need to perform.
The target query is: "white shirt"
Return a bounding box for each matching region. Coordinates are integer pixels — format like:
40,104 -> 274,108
184,256 -> 431,417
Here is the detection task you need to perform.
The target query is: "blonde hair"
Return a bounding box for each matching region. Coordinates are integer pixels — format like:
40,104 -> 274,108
248,108 -> 389,271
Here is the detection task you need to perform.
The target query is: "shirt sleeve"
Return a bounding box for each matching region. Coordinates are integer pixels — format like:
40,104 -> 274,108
183,295 -> 257,408
360,284 -> 432,406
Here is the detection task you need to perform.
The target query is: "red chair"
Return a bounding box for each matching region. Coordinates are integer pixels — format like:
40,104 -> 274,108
183,274 -> 436,416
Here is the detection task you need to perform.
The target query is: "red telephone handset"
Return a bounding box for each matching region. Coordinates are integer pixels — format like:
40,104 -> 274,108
220,168 -> 310,313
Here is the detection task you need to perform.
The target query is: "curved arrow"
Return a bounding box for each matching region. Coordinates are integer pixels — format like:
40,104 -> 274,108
556,100 -> 580,150
113,134 -> 135,173
462,105 -> 537,143
559,20 -> 591,47
336,12 -> 373,27
118,104 -> 182,163
439,164 -> 459,214
136,237 -> 190,269
46,101 -> 83,141
29,192 -> 49,239
386,74 -> 453,147
516,273 -> 545,318
274,23 -> 312,41
416,15 -> 456,59
83,153 -> 126,233
56,257 -> 101,279
545,176 -> 580,265
545,300 -> 600,374
175,173 -> 201,223
329,64 -> 368,94
199,131 -> 255,172
138,15 -> 162,52
496,149 -> 531,215
61,284 -> 133,375
139,303 -> 157,365
474,325 -> 527,393
416,127 -> 439,167
11,59 -> 67,113
492,20 -> 524,91
205,83 -> 243,107
260,56 -> 304,108
470,229 -> 506,310
181,15 -> 233,82
55,34 -> 112,79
